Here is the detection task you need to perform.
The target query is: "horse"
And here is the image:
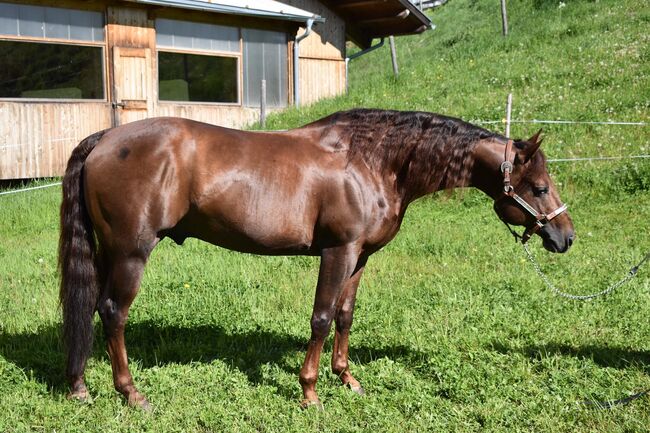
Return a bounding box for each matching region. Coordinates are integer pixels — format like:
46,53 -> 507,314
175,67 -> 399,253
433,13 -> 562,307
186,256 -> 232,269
58,109 -> 574,410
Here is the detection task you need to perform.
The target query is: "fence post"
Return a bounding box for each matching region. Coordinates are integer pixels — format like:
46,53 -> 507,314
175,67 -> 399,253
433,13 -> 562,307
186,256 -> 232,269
345,57 -> 350,94
505,93 -> 513,138
500,0 -> 508,36
260,79 -> 266,129
389,36 -> 399,77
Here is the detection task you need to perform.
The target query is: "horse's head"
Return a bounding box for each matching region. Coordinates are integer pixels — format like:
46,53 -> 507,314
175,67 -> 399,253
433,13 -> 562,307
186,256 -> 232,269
489,131 -> 575,253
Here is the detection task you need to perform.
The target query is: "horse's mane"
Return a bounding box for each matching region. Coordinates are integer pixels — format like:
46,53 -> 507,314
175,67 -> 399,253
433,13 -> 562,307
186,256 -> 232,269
316,109 -> 503,193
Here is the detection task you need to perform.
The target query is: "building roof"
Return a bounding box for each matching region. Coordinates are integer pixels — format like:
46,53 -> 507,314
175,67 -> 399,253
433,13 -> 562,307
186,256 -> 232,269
323,0 -> 432,48
124,0 -> 325,23
123,0 -> 431,48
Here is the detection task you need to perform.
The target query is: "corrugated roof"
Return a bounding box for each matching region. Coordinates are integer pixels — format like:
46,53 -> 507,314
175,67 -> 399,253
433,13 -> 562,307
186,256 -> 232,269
323,0 -> 432,48
124,0 -> 324,22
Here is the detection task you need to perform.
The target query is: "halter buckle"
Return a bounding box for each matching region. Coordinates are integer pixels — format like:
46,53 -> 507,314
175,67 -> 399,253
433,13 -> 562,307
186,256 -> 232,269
500,161 -> 513,174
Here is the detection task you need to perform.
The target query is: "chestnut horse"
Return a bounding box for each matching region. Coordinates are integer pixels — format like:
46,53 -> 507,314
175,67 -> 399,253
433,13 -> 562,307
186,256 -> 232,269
59,109 -> 574,410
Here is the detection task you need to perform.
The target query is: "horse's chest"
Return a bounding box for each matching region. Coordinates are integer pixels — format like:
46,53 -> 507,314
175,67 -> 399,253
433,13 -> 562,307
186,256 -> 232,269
365,214 -> 403,250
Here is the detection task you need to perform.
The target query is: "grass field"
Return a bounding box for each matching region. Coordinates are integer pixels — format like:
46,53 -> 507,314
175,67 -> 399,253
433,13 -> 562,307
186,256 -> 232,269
1,0 -> 649,431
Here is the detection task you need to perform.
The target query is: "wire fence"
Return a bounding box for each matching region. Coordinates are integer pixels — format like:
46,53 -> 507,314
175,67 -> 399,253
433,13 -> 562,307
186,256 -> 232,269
484,113 -> 650,162
548,155 -> 650,163
0,117 -> 647,197
473,119 -> 648,126
0,181 -> 62,196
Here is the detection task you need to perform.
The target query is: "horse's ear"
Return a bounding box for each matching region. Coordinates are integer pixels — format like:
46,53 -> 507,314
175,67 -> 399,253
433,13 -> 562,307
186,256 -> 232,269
514,129 -> 543,163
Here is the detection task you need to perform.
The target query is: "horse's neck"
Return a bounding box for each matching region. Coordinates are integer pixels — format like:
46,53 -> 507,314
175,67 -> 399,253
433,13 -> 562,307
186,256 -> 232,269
398,135 -> 479,205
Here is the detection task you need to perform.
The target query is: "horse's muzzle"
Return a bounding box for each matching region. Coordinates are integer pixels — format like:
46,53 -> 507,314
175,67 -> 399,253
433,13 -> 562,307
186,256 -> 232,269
540,227 -> 574,253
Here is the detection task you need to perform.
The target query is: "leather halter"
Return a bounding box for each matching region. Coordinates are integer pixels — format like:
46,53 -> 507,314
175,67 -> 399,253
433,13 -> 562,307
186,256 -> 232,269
496,139 -> 568,244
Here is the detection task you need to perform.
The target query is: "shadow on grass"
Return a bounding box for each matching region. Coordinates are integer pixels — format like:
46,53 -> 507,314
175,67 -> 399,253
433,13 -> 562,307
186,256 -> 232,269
5,324 -> 650,401
0,321 -> 427,400
489,341 -> 650,372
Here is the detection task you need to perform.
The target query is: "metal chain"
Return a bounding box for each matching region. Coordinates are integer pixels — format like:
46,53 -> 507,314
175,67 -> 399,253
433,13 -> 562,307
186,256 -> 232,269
522,243 -> 650,301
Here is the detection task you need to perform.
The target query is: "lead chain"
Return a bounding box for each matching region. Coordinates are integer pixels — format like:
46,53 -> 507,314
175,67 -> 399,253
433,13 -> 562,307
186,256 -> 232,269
522,243 -> 650,301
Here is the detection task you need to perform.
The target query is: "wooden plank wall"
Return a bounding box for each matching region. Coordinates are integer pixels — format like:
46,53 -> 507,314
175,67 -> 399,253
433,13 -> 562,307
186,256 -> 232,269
107,6 -> 154,50
107,6 -> 155,124
0,1 -> 352,179
284,0 -> 347,105
286,0 -> 346,59
299,59 -> 346,106
156,105 -> 262,129
0,102 -> 111,179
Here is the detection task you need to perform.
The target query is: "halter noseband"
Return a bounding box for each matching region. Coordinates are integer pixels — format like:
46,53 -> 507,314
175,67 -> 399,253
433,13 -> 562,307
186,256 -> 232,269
496,139 -> 568,244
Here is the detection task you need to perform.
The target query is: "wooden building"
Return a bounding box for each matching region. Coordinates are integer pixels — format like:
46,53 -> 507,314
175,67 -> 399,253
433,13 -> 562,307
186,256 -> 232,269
0,0 -> 430,179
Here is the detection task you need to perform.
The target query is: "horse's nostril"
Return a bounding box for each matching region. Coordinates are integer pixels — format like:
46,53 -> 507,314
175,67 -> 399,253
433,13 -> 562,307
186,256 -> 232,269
567,235 -> 574,247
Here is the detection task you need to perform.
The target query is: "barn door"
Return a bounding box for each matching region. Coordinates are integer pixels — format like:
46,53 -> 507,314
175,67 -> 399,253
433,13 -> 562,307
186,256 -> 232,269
111,47 -> 152,126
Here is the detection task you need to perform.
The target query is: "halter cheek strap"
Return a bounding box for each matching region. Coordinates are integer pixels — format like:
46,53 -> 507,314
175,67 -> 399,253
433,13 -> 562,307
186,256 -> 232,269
496,139 -> 568,244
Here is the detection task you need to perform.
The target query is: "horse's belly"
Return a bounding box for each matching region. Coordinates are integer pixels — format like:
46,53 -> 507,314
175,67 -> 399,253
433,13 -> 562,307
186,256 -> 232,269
180,215 -> 316,255
177,193 -> 318,255
194,228 -> 315,255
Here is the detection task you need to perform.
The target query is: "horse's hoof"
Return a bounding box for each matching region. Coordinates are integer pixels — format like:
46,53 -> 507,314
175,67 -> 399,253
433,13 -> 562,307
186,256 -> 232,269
139,399 -> 153,413
300,399 -> 324,411
67,388 -> 92,403
348,384 -> 365,396
128,395 -> 153,413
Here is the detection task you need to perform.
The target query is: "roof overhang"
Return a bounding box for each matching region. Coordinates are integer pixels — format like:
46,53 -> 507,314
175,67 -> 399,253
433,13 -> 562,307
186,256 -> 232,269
323,0 -> 432,48
123,0 -> 325,23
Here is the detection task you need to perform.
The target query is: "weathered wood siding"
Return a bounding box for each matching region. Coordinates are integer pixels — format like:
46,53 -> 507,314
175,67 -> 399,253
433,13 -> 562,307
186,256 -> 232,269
1,1 -> 351,178
156,104 -> 262,128
107,6 -> 154,50
298,59 -> 346,106
0,102 -> 111,179
107,7 -> 155,124
286,0 -> 345,59
285,0 -> 347,105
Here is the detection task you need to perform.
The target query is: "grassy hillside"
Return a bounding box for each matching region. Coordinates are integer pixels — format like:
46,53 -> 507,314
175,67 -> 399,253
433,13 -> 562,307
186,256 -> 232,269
1,0 -> 649,432
264,0 -> 650,194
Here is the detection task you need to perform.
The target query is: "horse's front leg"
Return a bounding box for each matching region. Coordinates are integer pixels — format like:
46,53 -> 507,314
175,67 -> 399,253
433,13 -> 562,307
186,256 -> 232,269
331,256 -> 367,395
299,244 -> 360,409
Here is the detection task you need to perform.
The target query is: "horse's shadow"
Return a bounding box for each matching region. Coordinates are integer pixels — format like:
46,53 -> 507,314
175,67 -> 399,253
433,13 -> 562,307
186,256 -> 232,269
4,323 -> 649,401
488,341 -> 650,372
0,321 -> 423,399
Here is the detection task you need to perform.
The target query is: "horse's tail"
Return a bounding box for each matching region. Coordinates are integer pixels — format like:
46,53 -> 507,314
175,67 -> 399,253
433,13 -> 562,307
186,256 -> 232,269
58,129 -> 106,379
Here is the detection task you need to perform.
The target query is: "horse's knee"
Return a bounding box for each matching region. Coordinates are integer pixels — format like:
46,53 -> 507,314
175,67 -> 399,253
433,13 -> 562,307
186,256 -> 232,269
310,312 -> 333,339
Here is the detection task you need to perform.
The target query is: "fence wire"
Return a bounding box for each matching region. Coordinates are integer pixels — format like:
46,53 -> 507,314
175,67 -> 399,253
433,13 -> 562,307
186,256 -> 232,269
473,119 -> 647,126
0,182 -> 62,196
0,118 -> 647,197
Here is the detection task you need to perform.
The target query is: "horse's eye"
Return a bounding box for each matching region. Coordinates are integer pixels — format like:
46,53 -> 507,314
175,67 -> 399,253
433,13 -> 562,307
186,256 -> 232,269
533,186 -> 549,196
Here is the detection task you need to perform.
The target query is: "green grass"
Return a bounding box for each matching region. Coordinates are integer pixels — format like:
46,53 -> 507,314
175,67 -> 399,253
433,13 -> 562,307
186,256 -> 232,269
1,0 -> 649,431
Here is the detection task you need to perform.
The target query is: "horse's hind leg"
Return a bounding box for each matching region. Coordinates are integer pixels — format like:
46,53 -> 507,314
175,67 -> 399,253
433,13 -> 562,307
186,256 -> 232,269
97,250 -> 151,410
331,257 -> 367,395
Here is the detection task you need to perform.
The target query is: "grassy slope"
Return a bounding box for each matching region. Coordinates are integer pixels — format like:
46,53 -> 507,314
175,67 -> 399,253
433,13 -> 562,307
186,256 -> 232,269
1,0 -> 649,431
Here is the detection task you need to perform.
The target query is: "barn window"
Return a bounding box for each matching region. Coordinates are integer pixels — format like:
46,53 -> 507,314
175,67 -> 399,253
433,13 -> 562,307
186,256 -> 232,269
0,3 -> 105,100
242,29 -> 288,108
158,52 -> 238,103
156,19 -> 240,104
